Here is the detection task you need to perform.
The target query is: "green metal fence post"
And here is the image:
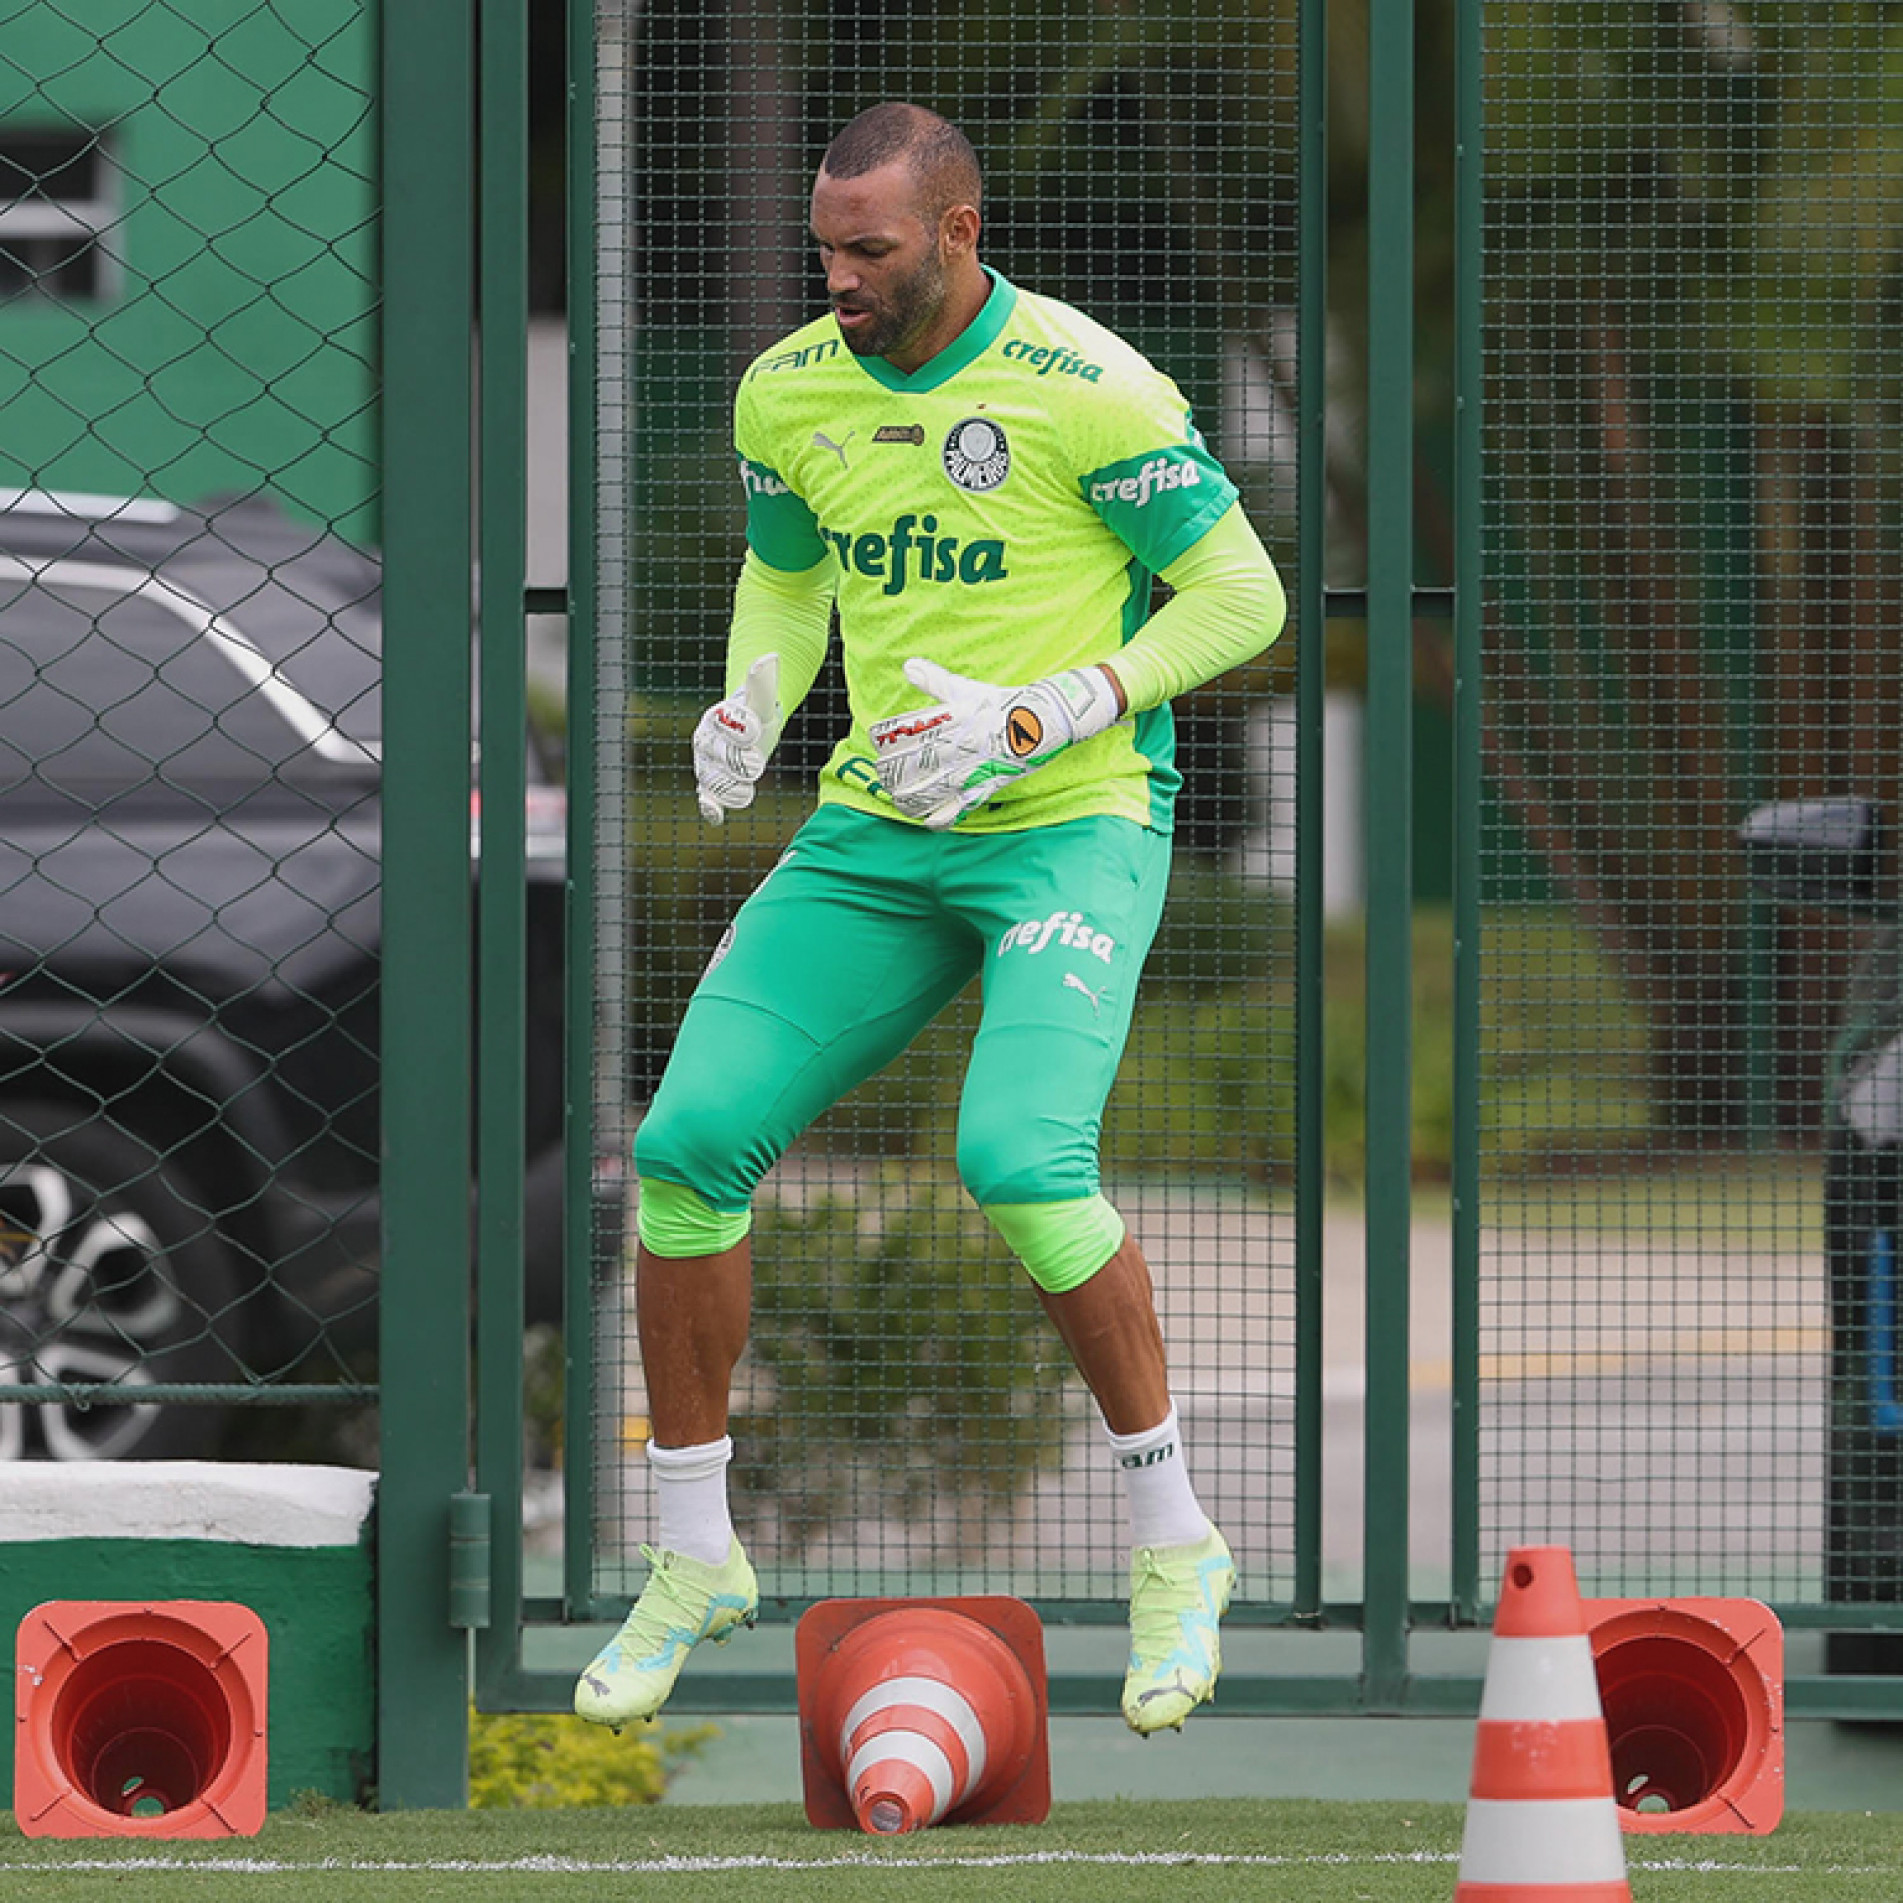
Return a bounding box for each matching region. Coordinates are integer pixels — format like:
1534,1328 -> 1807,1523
1293,0 -> 1329,1627
1364,0 -> 1417,1707
562,0 -> 604,1625
1450,0 -> 1484,1627
473,0 -> 532,1710
378,0 -> 476,1808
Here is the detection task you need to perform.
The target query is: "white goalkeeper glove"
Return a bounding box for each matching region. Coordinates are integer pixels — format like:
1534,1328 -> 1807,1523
868,657 -> 1123,830
692,653 -> 782,826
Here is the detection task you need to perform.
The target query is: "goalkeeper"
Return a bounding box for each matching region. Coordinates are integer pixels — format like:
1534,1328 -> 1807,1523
576,101 -> 1286,1738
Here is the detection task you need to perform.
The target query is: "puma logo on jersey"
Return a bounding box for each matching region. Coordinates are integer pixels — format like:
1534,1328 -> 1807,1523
1064,972 -> 1106,1016
812,429 -> 855,468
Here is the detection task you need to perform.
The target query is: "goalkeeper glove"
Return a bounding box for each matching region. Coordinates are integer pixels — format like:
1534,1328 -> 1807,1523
868,657 -> 1123,830
692,653 -> 782,826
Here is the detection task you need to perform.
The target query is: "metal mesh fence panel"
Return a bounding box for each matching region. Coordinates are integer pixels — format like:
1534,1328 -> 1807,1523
0,3 -> 467,1461
1479,5 -> 1902,1617
587,1 -> 1304,1611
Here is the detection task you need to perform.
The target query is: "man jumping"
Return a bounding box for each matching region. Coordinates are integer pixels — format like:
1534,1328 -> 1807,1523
575,100 -> 1286,1738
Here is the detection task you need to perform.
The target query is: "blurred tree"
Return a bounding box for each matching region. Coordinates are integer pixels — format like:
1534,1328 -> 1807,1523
1466,4 -> 1903,1140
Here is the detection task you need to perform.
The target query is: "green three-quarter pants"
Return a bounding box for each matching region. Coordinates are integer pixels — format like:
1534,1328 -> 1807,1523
633,803 -> 1170,1219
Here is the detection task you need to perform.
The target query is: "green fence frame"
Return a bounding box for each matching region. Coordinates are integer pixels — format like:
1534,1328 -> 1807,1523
1362,0 -> 1417,1711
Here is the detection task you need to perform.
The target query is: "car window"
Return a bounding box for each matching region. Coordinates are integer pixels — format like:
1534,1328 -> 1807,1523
0,564 -> 374,796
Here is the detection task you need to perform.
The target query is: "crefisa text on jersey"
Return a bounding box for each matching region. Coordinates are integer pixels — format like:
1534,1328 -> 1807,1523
820,512 -> 1008,595
1087,455 -> 1204,510
1001,339 -> 1105,381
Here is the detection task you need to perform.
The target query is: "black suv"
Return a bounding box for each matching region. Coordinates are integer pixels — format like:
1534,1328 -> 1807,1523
0,492 -> 568,1459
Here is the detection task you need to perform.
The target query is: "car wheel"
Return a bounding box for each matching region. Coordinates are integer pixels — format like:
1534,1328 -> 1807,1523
0,1104 -> 244,1460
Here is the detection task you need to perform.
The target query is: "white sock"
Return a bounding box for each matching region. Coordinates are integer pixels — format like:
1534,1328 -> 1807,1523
1105,1406 -> 1212,1552
648,1436 -> 735,1565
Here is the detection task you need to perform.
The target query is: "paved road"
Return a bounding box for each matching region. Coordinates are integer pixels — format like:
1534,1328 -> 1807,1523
581,1179 -> 1829,1609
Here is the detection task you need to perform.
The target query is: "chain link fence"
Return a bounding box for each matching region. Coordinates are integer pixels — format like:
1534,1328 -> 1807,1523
0,2 -> 562,1462
583,0 -> 1307,1614
1479,3 -> 1903,1639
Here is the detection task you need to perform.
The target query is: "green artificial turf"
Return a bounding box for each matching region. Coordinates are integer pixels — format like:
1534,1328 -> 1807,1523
3,1800 -> 1901,1902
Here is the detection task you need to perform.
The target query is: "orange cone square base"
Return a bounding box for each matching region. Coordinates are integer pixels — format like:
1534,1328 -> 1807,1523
15,1600 -> 269,1839
797,1596 -> 1049,1833
1583,1596 -> 1783,1834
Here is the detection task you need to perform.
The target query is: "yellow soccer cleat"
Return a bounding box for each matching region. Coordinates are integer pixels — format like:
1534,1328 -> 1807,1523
574,1539 -> 758,1729
1120,1525 -> 1236,1735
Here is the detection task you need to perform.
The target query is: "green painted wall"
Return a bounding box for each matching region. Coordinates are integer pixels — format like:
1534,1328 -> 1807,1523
0,1 -> 377,543
0,1536 -> 375,1809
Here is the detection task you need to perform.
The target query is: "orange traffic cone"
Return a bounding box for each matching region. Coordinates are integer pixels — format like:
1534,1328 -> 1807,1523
796,1596 -> 1049,1833
1455,1548 -> 1631,1902
14,1601 -> 268,1839
1584,1596 -> 1784,1834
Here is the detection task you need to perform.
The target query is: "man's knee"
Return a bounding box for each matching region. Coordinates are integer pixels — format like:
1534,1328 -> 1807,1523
634,1174 -> 752,1259
633,1100 -> 757,1238
982,1194 -> 1125,1294
956,1113 -> 1096,1212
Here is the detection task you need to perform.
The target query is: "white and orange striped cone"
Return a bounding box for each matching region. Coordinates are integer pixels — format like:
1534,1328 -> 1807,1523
796,1597 -> 1049,1833
1455,1546 -> 1632,1902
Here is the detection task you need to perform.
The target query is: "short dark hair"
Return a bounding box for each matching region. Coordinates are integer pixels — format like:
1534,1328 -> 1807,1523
820,103 -> 983,222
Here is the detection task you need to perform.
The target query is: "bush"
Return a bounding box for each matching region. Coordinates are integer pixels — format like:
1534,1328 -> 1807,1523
1102,980 -> 1294,1186
1103,905 -> 1653,1191
468,1707 -> 716,1810
736,1176 -> 1072,1550
1477,908 -> 1656,1173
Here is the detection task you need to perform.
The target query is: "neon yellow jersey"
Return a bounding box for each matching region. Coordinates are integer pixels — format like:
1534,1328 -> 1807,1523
734,271 -> 1238,833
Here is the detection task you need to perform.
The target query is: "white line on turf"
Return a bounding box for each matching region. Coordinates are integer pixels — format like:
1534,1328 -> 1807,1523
0,1852 -> 1882,1877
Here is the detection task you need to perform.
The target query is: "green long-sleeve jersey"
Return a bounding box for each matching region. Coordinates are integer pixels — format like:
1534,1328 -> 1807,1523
733,268 -> 1283,833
